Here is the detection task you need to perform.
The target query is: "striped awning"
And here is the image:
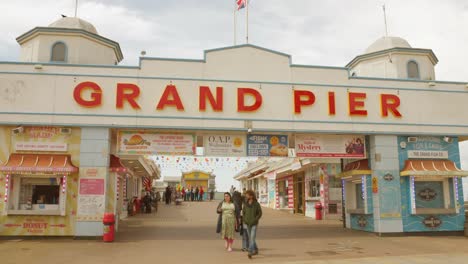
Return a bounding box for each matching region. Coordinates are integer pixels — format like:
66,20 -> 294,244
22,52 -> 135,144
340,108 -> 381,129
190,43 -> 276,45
0,153 -> 78,175
400,159 -> 468,177
337,159 -> 371,178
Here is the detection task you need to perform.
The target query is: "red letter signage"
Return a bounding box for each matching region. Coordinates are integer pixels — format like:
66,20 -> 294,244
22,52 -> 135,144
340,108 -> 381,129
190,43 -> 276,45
328,91 -> 336,115
116,83 -> 141,110
237,88 -> 262,112
381,94 -> 402,117
199,86 -> 223,111
73,81 -> 102,107
156,84 -> 185,110
294,90 -> 316,114
349,92 -> 367,116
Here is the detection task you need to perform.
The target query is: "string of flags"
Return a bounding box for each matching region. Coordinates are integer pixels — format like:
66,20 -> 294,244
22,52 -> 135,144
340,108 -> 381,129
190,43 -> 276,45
150,155 -> 257,173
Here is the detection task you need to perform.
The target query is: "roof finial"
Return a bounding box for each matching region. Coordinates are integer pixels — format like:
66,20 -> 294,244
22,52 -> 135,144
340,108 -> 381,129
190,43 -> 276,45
382,4 -> 389,38
74,0 -> 78,17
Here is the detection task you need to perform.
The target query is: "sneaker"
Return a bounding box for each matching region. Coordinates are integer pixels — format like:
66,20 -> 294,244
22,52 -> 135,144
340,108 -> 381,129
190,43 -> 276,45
247,253 -> 252,259
228,247 -> 233,252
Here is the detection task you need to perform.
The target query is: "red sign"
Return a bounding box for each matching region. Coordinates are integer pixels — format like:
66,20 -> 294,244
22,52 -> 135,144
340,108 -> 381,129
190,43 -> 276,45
73,81 -> 402,117
79,179 -> 105,195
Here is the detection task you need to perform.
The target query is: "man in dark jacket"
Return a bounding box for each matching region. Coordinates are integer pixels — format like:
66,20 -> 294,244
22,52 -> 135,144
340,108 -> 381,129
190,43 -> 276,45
242,190 -> 262,258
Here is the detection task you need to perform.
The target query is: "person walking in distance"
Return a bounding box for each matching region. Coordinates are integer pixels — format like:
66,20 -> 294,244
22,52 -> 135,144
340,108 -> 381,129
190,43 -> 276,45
190,187 -> 194,202
195,186 -> 200,201
216,192 -> 240,252
165,186 -> 171,205
199,186 -> 204,201
243,190 -> 262,258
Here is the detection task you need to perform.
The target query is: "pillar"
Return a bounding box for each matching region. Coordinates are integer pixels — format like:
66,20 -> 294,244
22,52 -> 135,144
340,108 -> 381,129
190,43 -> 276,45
369,135 -> 403,234
75,127 -> 111,237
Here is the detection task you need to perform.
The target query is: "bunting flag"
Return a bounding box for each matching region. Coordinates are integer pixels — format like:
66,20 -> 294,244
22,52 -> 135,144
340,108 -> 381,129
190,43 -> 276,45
237,0 -> 246,10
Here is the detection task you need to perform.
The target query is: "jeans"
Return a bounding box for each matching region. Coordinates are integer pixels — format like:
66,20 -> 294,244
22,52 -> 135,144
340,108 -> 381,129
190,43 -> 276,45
243,224 -> 258,253
242,226 -> 249,249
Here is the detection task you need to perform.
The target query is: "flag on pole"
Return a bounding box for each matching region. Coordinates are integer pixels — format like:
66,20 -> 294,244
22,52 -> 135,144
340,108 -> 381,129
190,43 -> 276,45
237,0 -> 246,10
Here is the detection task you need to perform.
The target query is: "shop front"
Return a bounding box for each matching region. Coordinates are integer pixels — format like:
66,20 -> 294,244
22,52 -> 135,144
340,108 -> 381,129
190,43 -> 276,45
0,126 -> 81,236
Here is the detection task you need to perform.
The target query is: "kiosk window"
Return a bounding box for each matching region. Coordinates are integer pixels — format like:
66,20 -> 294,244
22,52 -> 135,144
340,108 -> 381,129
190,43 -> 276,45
355,183 -> 365,209
414,180 -> 446,209
308,179 -> 320,198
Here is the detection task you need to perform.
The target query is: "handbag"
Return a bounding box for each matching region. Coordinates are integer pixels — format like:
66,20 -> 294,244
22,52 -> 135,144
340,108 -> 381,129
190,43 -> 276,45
216,202 -> 223,233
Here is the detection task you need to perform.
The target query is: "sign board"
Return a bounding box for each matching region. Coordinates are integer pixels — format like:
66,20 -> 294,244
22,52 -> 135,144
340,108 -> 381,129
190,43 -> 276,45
118,131 -> 195,155
77,167 -> 106,221
295,134 -> 366,158
203,134 -> 247,156
247,134 -> 288,157
408,150 -> 448,159
15,142 -> 68,152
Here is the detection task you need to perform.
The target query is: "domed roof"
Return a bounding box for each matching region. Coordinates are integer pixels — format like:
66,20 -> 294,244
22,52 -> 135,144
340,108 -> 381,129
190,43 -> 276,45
365,36 -> 411,54
48,17 -> 98,34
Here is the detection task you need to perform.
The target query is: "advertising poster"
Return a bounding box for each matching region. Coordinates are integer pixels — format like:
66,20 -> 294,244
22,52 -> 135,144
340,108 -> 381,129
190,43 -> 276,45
118,131 -> 195,155
247,134 -> 288,157
77,167 -> 106,221
295,134 -> 366,158
203,134 -> 247,157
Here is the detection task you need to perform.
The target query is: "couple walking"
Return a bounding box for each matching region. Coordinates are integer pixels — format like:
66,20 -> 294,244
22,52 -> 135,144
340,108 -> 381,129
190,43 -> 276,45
216,190 -> 262,258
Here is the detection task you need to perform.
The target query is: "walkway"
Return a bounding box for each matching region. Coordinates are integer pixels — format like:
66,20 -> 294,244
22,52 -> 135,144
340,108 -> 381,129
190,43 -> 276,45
1,201 -> 468,264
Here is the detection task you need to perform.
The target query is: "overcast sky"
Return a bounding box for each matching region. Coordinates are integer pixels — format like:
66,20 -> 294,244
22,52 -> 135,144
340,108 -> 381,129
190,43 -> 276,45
0,0 -> 467,192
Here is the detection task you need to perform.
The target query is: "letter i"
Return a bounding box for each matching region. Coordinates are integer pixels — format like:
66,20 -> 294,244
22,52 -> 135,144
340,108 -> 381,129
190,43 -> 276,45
328,92 -> 336,115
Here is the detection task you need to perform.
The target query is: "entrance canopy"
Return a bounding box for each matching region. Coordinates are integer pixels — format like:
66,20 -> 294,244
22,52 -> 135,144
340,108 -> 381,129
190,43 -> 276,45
337,159 -> 371,178
400,159 -> 468,177
0,153 -> 78,175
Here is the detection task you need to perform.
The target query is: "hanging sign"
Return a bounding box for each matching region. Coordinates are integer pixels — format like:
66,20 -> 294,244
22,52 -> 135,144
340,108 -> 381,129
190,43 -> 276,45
372,176 -> 378,194
118,131 -> 195,155
295,134 -> 366,158
203,134 -> 247,157
247,134 -> 288,157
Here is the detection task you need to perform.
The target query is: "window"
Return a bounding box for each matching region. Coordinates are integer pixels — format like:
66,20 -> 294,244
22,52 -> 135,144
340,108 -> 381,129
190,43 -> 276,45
308,179 -> 320,198
355,183 -> 365,209
414,181 -> 444,209
407,60 -> 420,79
50,42 -> 67,62
6,175 -> 66,215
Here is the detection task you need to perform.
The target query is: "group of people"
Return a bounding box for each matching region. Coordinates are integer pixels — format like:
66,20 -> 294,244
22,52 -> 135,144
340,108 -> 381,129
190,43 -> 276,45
217,188 -> 262,259
181,186 -> 205,201
164,185 -> 216,205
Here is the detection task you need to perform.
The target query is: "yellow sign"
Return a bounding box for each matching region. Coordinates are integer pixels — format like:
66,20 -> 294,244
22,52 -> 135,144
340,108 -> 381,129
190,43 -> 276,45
372,177 -> 378,193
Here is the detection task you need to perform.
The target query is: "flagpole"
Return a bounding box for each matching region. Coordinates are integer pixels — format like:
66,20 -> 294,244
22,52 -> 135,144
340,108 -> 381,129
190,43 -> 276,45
246,0 -> 249,44
234,1 -> 237,45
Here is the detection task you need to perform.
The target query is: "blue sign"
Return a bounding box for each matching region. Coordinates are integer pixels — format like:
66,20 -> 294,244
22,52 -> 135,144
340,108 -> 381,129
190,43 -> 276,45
247,134 -> 288,157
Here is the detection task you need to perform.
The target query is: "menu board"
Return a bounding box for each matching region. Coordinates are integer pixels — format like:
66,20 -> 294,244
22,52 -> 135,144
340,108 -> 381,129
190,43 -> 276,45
203,134 -> 247,156
247,134 -> 288,157
118,131 -> 195,155
295,134 -> 366,158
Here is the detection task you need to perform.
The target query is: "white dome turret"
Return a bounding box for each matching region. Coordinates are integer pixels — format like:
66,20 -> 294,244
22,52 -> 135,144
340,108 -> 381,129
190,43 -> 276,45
365,36 -> 411,54
48,17 -> 98,34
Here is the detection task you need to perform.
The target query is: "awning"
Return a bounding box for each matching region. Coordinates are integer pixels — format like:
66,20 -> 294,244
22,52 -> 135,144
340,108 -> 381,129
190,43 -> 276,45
0,153 -> 78,175
400,159 -> 468,177
109,154 -> 130,174
338,159 -> 371,178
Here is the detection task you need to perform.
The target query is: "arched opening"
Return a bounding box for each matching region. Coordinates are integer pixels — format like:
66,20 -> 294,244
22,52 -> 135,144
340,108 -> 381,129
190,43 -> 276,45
50,42 -> 67,62
407,60 -> 420,79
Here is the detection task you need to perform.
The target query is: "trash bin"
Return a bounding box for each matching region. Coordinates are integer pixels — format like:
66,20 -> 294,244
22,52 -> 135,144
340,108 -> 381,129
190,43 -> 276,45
314,202 -> 323,220
103,213 -> 115,242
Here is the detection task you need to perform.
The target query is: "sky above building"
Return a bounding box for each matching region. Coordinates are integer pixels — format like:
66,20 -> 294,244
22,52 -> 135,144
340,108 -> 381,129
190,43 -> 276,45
0,0 -> 467,192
